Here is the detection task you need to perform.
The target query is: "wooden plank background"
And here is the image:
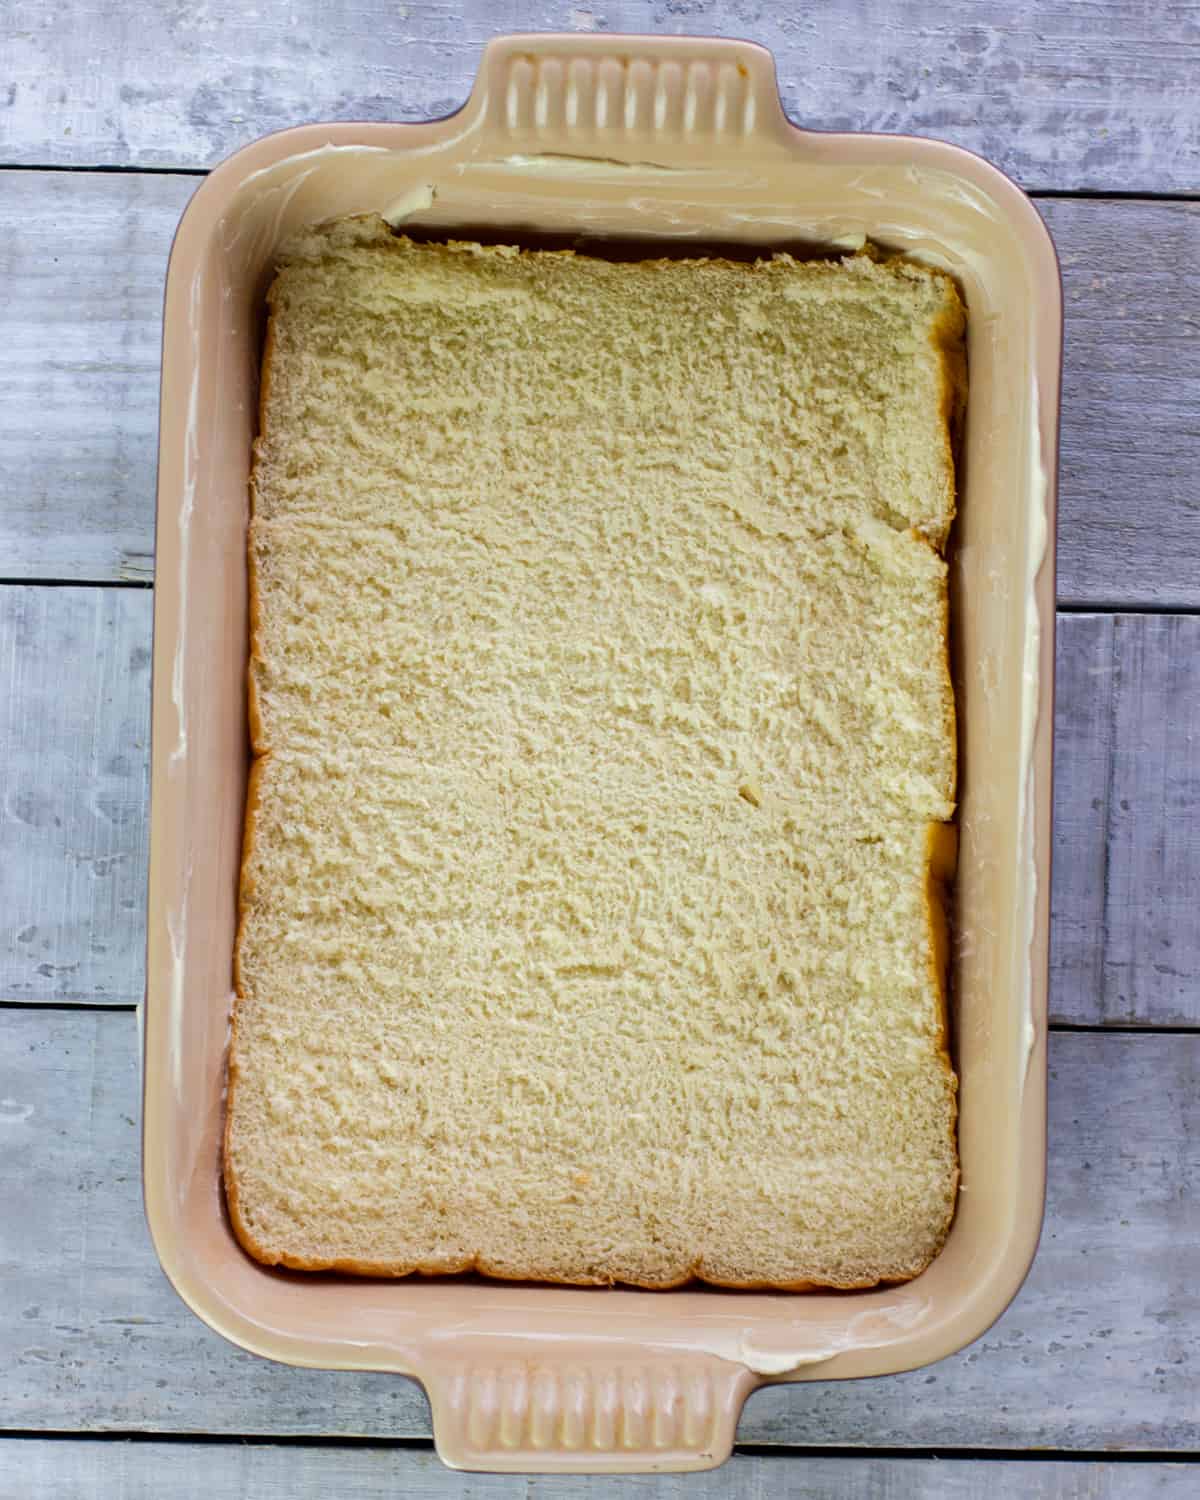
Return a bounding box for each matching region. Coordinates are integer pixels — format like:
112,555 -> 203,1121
2,175 -> 1198,604
2,1 -> 1198,1493
3,1011 -> 1197,1449
0,589 -> 151,1003
7,1442 -> 1198,1499
3,1 -> 1199,192
5,598 -> 1198,1028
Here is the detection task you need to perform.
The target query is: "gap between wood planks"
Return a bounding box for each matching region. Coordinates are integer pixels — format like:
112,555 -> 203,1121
0,579 -> 152,590
2,1431 -> 1199,1463
4,996 -> 1198,1034
0,999 -> 135,1012
1032,189 -> 1200,204
7,582 -> 1200,614
1058,602 -> 1200,616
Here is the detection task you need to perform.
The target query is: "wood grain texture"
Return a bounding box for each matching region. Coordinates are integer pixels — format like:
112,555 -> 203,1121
4,0 -> 1199,190
1051,613 -> 1112,1017
5,595 -> 1197,1024
1049,196 -> 1200,609
3,4 -> 1195,1486
5,1441 -> 1197,1498
0,587 -> 151,1003
0,170 -> 195,584
1052,614 -> 1200,1026
1098,614 -> 1200,1024
3,174 -> 1198,604
2,1010 -> 1197,1447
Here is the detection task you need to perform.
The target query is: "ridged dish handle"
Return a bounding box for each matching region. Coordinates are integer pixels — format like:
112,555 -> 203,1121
425,1344 -> 757,1473
473,32 -> 793,158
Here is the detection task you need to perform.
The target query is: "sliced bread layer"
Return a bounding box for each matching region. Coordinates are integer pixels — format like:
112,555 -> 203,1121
226,221 -> 964,1288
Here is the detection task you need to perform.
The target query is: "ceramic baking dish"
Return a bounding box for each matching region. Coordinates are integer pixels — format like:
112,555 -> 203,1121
145,32 -> 1060,1474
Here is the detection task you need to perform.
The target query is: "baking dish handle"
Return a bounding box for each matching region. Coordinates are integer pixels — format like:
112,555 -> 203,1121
424,1343 -> 758,1474
470,31 -> 794,157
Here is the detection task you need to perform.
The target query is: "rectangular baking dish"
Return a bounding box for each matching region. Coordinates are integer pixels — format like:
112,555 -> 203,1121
145,32 -> 1060,1474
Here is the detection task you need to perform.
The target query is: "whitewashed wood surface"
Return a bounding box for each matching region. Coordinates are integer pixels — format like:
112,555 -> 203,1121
3,1 -> 1199,1493
4,1012 -> 1197,1449
1050,613 -> 1200,1028
5,596 -> 1198,1027
0,588 -> 151,1003
2,173 -> 1198,605
0,172 -> 194,585
4,0 -> 1199,192
7,1442 -> 1198,1499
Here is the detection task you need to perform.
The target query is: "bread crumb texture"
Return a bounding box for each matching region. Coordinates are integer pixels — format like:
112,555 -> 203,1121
228,218 -> 964,1289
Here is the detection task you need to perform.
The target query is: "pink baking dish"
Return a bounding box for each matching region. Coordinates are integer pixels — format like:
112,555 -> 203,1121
145,33 -> 1060,1474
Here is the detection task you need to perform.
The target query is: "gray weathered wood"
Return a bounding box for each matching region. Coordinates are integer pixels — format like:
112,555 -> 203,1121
0,170 -> 195,584
1051,613 -> 1200,1026
1051,614 -> 1113,1015
1052,614 -> 1200,1026
3,1 -> 1199,192
3,5 -> 1195,1487
0,587 -> 151,1003
4,1440 -> 1196,1498
3,173 -> 1198,605
2,1010 -> 1197,1448
1050,197 -> 1200,609
4,593 -> 1198,1026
